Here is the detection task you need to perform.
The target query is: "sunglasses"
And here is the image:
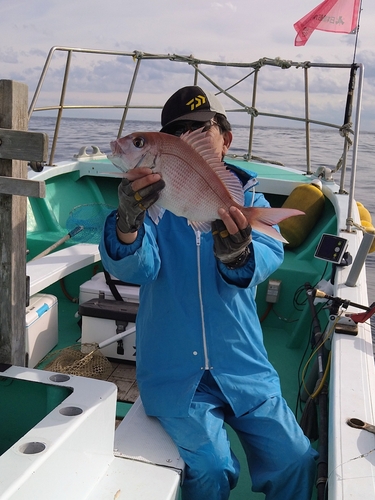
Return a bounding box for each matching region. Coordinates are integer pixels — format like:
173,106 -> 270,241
169,119 -> 219,137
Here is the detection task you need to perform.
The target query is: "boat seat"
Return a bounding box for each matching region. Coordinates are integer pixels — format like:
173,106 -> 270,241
114,397 -> 185,474
27,243 -> 101,296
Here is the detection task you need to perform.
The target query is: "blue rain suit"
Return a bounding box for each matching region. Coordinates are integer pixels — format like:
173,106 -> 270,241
99,165 -> 317,499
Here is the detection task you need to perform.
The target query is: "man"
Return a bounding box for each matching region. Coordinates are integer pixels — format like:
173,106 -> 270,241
99,86 -> 317,499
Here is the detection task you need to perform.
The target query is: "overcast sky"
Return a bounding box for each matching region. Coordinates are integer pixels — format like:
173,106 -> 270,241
2,0 -> 375,131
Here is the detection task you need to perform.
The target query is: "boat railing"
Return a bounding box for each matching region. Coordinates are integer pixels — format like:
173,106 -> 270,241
28,46 -> 364,228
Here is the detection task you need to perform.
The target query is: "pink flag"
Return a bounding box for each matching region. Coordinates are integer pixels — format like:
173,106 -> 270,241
294,0 -> 361,46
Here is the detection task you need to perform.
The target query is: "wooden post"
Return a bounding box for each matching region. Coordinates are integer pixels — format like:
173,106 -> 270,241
0,80 -> 47,366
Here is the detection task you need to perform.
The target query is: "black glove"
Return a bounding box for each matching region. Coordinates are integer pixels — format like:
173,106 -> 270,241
117,177 -> 165,233
211,218 -> 252,269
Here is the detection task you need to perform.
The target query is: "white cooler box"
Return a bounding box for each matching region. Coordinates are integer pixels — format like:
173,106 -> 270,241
79,273 -> 139,361
79,272 -> 139,304
25,293 -> 58,368
78,298 -> 138,361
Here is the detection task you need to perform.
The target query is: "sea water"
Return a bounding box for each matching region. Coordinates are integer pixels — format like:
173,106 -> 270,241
29,116 -> 375,326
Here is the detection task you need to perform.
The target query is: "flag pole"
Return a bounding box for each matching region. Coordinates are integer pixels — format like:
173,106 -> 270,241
352,0 -> 363,63
338,0 -> 363,194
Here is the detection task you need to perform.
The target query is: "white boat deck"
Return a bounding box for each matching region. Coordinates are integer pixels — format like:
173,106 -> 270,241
0,366 -> 183,500
27,243 -> 101,296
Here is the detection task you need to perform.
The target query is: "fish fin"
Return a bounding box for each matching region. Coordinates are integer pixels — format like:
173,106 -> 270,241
242,207 -> 304,243
245,207 -> 304,226
180,128 -> 244,206
148,205 -> 165,225
253,224 -> 288,243
188,220 -> 212,233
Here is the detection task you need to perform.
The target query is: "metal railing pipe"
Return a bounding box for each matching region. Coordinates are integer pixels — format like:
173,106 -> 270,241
304,66 -> 312,175
49,50 -> 73,165
117,54 -> 143,138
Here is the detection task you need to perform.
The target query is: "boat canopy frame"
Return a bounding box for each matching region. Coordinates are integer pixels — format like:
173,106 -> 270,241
28,46 -> 364,233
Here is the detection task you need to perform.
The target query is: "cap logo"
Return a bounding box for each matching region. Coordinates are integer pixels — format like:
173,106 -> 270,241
186,95 -> 206,111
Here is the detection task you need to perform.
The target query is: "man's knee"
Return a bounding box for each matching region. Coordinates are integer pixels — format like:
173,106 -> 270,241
182,454 -> 237,500
179,445 -> 240,499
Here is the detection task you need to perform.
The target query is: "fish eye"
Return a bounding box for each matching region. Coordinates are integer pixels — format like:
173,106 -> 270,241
133,137 -> 145,148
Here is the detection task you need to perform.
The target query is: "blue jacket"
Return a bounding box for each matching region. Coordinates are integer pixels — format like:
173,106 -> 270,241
99,169 -> 284,418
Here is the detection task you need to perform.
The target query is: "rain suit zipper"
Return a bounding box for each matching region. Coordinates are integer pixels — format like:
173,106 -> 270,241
195,230 -> 210,370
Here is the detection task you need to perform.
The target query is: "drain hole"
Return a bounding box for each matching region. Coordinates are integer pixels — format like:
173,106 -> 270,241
59,406 -> 83,416
19,442 -> 46,454
49,374 -> 70,383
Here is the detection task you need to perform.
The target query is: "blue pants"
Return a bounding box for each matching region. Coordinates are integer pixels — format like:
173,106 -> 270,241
157,372 -> 317,500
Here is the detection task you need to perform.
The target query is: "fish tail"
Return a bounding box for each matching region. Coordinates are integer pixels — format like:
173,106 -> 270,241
242,207 -> 304,243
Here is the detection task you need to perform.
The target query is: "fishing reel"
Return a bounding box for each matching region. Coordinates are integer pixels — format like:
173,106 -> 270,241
308,285 -> 375,335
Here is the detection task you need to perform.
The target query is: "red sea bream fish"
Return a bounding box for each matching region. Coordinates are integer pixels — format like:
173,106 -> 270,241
108,128 -> 303,242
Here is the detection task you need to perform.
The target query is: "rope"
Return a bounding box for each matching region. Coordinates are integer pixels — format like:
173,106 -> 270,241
273,57 -> 293,69
339,122 -> 354,145
331,123 -> 354,173
253,57 -> 293,71
295,61 -> 311,69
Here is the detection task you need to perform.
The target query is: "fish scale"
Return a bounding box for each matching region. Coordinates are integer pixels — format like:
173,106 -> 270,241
108,128 -> 304,241
158,154 -> 227,221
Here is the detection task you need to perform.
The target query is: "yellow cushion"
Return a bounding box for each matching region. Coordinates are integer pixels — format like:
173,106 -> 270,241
279,183 -> 325,248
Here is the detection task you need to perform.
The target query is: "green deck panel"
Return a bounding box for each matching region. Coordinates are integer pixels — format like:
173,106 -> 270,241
26,172 -> 120,259
227,429 -> 263,499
